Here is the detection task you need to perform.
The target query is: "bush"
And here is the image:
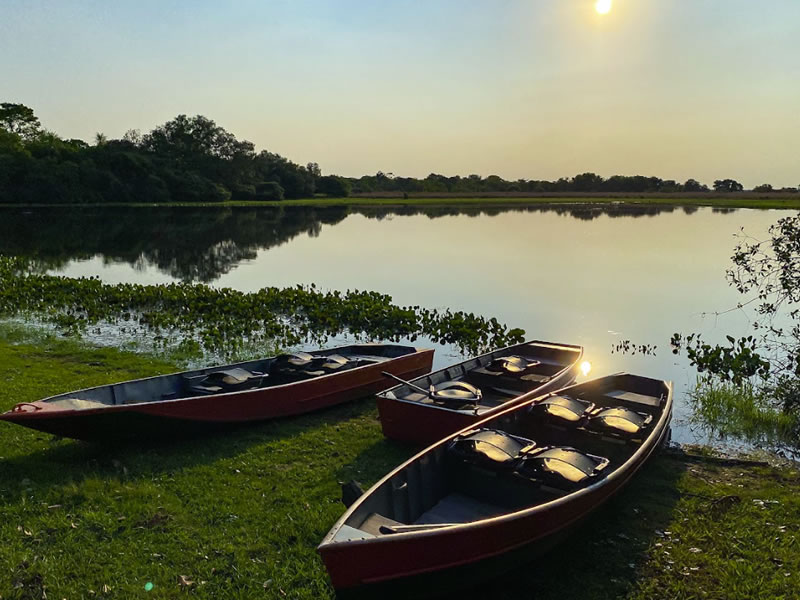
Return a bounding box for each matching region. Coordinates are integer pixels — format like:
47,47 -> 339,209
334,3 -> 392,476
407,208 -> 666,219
230,183 -> 257,201
161,171 -> 230,203
316,175 -> 351,197
255,181 -> 285,201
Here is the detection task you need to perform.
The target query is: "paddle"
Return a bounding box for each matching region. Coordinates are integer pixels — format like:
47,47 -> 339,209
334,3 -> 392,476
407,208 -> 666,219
379,523 -> 459,535
381,371 -> 430,396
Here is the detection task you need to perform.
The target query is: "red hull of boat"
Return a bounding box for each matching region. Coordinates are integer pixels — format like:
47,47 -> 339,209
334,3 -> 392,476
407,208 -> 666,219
377,352 -> 581,446
0,349 -> 433,441
320,380 -> 672,592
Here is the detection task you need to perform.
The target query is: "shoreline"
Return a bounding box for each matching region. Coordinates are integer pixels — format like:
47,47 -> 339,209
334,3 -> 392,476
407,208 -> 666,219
0,329 -> 797,598
2,193 -> 800,210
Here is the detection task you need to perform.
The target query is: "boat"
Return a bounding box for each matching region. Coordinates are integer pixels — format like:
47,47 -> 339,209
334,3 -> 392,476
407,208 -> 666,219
376,340 -> 583,445
319,373 -> 672,596
0,343 -> 434,441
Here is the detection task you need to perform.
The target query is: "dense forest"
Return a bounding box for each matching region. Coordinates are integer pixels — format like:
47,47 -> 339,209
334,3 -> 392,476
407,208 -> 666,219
0,102 -> 795,204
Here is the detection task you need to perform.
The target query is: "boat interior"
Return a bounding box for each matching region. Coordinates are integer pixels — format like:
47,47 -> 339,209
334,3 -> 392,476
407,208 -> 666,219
380,341 -> 582,416
330,374 -> 670,543
38,344 -> 418,410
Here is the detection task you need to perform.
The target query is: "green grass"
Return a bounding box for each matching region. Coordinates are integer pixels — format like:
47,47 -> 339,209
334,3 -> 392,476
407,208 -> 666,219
3,194 -> 800,210
0,332 -> 798,599
689,379 -> 799,447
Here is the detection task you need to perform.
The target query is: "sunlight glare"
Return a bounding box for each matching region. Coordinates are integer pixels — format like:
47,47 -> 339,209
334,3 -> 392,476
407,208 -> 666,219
580,361 -> 592,377
595,0 -> 612,15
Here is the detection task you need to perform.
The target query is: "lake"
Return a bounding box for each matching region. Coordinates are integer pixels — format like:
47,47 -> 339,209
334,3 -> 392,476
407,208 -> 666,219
2,203 -> 789,446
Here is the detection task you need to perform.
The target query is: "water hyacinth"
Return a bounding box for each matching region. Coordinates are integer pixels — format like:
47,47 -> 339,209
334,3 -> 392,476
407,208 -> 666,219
0,256 -> 525,358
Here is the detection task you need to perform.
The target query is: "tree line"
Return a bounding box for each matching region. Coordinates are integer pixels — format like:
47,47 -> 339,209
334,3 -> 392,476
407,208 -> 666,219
0,102 -> 349,204
0,102 -> 795,204
349,172 -> 798,195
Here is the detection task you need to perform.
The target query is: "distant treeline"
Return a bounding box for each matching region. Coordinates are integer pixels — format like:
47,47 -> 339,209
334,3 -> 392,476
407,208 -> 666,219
349,173 -> 796,195
0,102 -> 796,204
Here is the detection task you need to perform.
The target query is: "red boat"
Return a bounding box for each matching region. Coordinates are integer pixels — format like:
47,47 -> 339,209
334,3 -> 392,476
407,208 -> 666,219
319,373 -> 672,596
0,343 -> 433,441
377,340 -> 583,445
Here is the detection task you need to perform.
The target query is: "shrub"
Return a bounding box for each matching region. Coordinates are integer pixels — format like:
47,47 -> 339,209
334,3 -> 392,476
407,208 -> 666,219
255,181 -> 285,201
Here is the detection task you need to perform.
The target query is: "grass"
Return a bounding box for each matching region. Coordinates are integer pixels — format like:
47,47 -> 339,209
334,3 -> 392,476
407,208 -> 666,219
0,331 -> 798,599
689,379 -> 799,448
3,194 -> 800,210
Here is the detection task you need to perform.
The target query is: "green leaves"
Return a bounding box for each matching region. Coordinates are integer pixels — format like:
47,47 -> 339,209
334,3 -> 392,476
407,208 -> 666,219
670,333 -> 771,386
0,256 -> 525,359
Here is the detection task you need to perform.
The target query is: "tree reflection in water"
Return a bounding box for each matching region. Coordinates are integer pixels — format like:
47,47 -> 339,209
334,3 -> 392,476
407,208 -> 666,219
2,203 -> 688,282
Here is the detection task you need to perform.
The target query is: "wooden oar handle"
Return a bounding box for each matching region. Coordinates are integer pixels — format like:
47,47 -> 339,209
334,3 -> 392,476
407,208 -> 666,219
381,371 -> 430,396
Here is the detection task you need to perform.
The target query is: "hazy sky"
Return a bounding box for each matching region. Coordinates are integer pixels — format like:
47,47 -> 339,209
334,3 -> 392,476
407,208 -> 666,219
2,0 -> 798,186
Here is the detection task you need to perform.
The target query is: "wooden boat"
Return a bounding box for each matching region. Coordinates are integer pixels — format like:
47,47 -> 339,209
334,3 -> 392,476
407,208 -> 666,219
377,340 -> 583,445
319,373 -> 672,596
0,343 -> 433,441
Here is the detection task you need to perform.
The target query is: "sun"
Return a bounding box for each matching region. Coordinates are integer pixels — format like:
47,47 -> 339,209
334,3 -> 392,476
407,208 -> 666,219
595,0 -> 612,14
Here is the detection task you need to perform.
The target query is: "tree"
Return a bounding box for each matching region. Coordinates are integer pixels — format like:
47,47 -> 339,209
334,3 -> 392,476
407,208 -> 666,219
683,178 -> 708,192
122,129 -> 142,146
306,162 -> 321,178
0,128 -> 26,155
253,151 -> 313,198
673,212 -> 800,383
713,179 -> 744,192
659,179 -> 680,192
0,103 -> 41,140
753,183 -> 774,193
316,175 -> 351,197
255,181 -> 284,201
571,172 -> 604,192
142,114 -> 254,166
670,214 -> 800,446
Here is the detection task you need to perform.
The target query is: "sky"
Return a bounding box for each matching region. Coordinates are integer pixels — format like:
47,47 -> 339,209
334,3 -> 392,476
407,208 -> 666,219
1,0 -> 798,187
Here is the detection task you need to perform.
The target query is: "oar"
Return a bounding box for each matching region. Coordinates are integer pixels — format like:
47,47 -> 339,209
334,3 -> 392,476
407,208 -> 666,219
381,371 -> 430,396
379,523 -> 458,535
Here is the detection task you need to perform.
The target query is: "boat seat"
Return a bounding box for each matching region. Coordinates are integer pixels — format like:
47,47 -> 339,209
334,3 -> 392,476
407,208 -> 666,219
448,428 -> 536,470
468,355 -> 552,392
515,446 -> 609,491
428,380 -> 482,407
319,354 -> 350,371
585,406 -> 653,439
185,368 -> 264,395
487,355 -> 541,374
528,394 -> 595,427
270,352 -> 354,382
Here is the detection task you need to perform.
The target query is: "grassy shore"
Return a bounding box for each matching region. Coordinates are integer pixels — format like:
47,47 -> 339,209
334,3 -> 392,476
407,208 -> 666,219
3,193 -> 800,210
0,332 -> 798,599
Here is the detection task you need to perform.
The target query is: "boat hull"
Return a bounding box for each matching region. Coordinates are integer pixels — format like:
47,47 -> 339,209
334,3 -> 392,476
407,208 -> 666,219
377,341 -> 583,445
0,346 -> 433,441
319,374 -> 672,594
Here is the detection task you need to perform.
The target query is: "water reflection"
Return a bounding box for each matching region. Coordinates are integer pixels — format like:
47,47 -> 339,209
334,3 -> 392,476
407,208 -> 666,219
3,203 -> 695,281
4,202 -> 787,448
3,206 -> 348,281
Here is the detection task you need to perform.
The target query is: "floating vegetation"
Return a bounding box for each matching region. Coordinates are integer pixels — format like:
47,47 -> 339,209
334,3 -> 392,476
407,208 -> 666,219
0,256 -> 525,359
610,339 -> 657,356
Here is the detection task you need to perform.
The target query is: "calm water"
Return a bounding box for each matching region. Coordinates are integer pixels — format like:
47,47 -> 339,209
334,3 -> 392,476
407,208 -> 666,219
3,204 -> 789,446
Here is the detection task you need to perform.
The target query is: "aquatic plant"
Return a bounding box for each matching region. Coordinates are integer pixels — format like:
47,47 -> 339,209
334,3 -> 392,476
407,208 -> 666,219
689,377 -> 799,448
0,256 -> 525,358
670,213 -> 800,448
